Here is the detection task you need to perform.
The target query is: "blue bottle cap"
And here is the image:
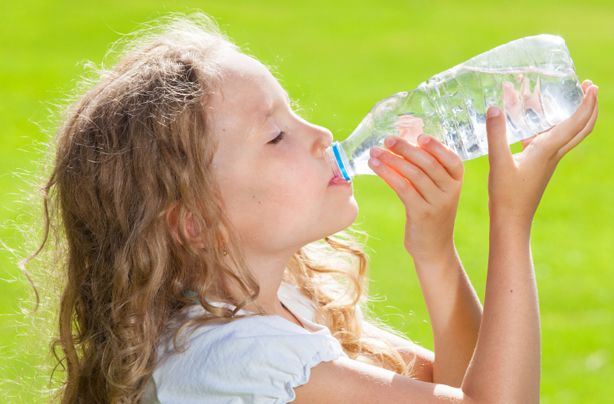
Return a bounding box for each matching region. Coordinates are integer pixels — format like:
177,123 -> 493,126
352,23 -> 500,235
332,142 -> 351,182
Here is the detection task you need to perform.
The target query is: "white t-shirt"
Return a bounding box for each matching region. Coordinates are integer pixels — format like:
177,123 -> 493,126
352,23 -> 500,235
141,281 -> 363,403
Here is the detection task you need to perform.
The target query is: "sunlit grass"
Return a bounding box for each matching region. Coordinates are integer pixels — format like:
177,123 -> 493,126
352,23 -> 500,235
1,1 -> 612,402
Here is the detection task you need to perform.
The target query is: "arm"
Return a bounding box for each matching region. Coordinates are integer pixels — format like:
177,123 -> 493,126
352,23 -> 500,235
463,80 -> 597,400
362,246 -> 482,387
361,319 -> 435,382
293,81 -> 598,403
461,217 -> 538,401
367,128 -> 482,386
294,221 -> 537,403
413,245 -> 482,387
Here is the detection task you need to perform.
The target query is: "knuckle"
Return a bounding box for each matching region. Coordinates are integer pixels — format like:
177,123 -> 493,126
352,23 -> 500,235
392,140 -> 408,156
404,163 -> 420,176
424,158 -> 438,172
397,178 -> 411,193
417,149 -> 437,169
441,150 -> 456,163
381,153 -> 398,168
448,178 -> 462,191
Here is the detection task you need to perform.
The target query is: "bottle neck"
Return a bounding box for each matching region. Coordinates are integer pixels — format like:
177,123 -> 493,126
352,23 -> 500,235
325,142 -> 352,182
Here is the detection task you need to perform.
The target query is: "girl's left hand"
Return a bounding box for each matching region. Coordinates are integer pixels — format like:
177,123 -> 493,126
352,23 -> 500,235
368,134 -> 464,263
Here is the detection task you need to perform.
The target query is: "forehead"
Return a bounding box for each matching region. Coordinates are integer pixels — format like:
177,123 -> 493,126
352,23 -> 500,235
206,50 -> 281,137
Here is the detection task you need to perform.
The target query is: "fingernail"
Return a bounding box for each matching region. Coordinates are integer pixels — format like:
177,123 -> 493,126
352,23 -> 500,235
370,157 -> 381,167
385,136 -> 396,147
487,107 -> 500,118
418,134 -> 431,145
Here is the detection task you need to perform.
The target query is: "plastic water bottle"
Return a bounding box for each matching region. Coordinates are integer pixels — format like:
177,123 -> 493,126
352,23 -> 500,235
325,34 -> 584,183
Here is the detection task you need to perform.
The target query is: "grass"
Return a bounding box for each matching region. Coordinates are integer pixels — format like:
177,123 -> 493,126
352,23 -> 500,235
1,0 -> 613,402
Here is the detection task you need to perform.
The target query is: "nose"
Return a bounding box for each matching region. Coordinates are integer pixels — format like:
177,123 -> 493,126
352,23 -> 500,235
310,124 -> 333,158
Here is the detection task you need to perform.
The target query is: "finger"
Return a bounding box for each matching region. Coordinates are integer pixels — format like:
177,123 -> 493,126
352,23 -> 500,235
520,134 -> 537,151
370,145 -> 440,204
520,80 -> 593,154
417,134 -> 464,182
368,156 -> 426,207
581,79 -> 593,94
546,84 -> 598,151
556,93 -> 599,158
396,115 -> 424,145
485,106 -> 513,170
382,135 -> 452,193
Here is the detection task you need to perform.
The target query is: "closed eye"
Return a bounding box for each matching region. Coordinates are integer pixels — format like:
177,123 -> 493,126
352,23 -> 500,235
268,131 -> 285,145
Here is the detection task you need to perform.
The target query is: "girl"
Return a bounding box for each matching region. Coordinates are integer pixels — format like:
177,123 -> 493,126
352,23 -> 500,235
23,12 -> 598,404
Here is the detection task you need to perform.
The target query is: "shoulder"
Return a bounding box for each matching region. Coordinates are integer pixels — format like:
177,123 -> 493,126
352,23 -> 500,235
150,308 -> 345,403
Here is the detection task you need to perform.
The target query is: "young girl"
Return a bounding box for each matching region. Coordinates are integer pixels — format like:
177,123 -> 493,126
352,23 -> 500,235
25,12 -> 598,403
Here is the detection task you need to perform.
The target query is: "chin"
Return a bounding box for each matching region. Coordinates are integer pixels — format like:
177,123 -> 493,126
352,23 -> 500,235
300,197 -> 359,245
346,197 -> 359,223
328,198 -> 359,234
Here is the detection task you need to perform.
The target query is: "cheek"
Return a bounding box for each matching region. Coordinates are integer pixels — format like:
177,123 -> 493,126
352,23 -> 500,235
215,143 -> 327,237
238,170 -> 324,240
253,150 -> 322,205
273,183 -> 319,215
258,170 -> 321,217
228,167 -> 322,233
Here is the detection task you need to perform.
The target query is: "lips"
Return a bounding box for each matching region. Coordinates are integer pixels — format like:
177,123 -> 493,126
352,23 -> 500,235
328,174 -> 348,185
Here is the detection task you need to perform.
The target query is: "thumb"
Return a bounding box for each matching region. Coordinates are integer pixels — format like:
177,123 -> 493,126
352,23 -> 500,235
485,106 -> 513,169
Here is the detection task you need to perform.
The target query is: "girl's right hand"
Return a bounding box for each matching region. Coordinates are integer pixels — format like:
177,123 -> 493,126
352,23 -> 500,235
485,79 -> 599,226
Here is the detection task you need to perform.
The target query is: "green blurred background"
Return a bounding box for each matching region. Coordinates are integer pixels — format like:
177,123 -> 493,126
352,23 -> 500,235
1,0 -> 612,402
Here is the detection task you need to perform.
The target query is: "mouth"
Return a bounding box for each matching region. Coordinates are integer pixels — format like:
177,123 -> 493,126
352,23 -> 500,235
328,174 -> 349,186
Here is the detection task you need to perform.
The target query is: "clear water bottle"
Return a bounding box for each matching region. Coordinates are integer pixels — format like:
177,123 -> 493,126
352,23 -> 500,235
326,34 -> 584,183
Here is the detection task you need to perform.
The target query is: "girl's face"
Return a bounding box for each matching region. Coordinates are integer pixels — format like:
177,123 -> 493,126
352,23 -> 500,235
208,50 -> 358,256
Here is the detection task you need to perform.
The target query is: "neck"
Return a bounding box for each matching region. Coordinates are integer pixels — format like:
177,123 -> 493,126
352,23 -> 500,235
208,246 -> 297,316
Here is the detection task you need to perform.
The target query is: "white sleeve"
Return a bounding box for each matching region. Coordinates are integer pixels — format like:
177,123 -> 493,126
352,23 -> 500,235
152,317 -> 345,404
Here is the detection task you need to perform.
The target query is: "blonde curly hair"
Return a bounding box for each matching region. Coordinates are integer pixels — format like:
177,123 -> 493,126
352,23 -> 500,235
19,11 -> 416,403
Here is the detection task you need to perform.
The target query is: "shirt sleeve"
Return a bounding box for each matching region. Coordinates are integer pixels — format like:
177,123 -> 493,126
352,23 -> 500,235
152,316 -> 345,404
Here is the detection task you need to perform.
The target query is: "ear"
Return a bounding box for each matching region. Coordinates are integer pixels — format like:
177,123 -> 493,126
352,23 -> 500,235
165,202 -> 206,249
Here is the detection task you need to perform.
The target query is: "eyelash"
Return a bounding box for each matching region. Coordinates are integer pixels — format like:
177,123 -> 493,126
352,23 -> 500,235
269,131 -> 285,145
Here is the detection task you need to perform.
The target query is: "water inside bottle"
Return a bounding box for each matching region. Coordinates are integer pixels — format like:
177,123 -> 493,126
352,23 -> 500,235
344,65 -> 582,178
431,65 -> 583,160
